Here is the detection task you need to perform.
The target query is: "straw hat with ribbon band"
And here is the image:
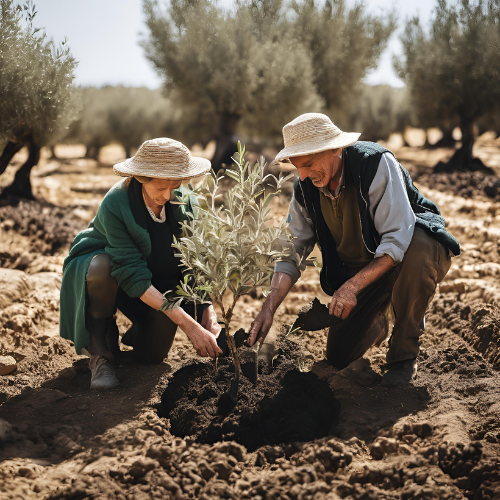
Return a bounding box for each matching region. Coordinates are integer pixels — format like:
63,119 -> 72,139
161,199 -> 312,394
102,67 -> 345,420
275,113 -> 361,162
113,138 -> 211,180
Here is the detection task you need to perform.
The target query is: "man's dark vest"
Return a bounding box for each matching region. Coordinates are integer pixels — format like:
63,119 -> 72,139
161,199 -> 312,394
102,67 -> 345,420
294,141 -> 460,295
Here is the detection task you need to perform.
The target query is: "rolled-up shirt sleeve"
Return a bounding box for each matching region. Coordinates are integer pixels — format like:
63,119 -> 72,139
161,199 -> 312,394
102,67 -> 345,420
369,153 -> 415,264
274,191 -> 317,281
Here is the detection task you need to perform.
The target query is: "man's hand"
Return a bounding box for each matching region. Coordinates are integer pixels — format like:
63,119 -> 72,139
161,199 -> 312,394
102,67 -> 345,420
186,322 -> 222,359
201,305 -> 221,338
248,306 -> 275,346
248,272 -> 295,346
329,281 -> 358,319
328,255 -> 396,319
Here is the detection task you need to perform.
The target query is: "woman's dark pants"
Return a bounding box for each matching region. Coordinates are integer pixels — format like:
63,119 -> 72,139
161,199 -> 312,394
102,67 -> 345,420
326,228 -> 452,369
85,253 -> 185,362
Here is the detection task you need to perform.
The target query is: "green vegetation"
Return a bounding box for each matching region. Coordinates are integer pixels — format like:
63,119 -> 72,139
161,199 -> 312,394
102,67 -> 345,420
65,87 -> 176,160
141,0 -> 395,170
291,0 -> 396,126
346,85 -> 414,144
395,0 -> 500,171
0,0 -> 80,199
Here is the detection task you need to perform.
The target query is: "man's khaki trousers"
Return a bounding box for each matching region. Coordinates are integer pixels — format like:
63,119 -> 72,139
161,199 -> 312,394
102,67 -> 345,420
326,227 -> 452,369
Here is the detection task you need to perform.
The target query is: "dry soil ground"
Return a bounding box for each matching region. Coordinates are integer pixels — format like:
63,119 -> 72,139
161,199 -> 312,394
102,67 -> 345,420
1,137 -> 500,499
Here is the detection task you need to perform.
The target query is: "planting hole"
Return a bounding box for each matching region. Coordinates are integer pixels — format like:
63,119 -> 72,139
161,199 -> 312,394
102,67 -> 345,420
158,340 -> 340,452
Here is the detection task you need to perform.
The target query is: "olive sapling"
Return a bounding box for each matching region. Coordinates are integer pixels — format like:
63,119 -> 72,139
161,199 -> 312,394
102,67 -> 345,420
162,142 -> 298,399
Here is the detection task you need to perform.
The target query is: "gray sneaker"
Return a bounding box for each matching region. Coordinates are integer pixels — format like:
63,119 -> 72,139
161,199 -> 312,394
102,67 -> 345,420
382,358 -> 417,387
89,355 -> 119,390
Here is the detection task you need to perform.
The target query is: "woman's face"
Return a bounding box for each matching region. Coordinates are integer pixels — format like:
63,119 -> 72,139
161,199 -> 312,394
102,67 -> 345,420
143,178 -> 182,206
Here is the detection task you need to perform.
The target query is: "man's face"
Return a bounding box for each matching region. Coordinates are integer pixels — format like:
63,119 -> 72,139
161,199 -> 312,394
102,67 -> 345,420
290,148 -> 341,188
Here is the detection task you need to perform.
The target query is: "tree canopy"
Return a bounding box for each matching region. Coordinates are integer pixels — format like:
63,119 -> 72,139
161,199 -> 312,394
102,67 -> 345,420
291,0 -> 396,124
346,85 -> 413,143
141,0 -> 395,170
395,0 -> 500,171
65,87 -> 176,159
0,0 -> 80,199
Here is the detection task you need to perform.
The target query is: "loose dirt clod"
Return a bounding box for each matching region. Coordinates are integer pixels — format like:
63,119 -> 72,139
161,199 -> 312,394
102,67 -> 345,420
417,171 -> 500,201
0,356 -> 17,376
427,298 -> 500,369
292,297 -> 334,331
0,201 -> 85,259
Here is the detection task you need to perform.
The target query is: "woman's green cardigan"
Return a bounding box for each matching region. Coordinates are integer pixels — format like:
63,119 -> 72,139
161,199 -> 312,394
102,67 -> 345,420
59,179 -> 194,354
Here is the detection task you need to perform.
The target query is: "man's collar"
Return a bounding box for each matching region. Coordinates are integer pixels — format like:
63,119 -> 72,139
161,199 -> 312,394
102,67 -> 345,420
319,167 -> 345,200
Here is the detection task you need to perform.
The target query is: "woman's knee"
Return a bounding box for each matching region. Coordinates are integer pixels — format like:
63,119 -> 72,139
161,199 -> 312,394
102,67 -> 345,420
86,254 -> 118,318
86,254 -> 117,295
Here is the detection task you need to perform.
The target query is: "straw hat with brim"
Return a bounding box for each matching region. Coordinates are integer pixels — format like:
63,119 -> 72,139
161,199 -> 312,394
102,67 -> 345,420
113,138 -> 211,180
275,113 -> 361,162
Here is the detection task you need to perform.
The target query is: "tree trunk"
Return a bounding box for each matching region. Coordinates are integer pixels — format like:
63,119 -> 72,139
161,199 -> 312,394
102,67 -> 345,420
399,129 -> 411,148
459,120 -> 474,167
0,140 -> 40,201
432,126 -> 456,148
434,120 -> 494,174
423,129 -> 432,148
211,113 -> 240,174
85,145 -> 100,160
124,146 -> 132,159
84,145 -> 94,158
0,141 -> 24,176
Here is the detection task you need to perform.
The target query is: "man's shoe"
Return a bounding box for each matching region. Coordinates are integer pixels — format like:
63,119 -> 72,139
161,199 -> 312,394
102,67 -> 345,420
89,355 -> 119,390
382,358 -> 417,387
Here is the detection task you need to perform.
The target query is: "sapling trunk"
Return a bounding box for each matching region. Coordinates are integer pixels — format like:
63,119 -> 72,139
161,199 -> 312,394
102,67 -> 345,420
224,321 -> 241,387
217,295 -> 242,384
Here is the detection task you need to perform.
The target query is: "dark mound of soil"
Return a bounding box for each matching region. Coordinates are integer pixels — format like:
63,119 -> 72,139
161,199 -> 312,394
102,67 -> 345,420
434,153 -> 495,175
158,339 -> 340,451
416,171 -> 500,201
0,200 -> 85,255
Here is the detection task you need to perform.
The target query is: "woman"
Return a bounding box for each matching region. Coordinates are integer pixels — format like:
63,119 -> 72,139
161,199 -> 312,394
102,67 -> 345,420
60,138 -> 222,390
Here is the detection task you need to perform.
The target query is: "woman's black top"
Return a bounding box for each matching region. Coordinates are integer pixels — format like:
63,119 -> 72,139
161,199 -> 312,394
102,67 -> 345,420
127,178 -> 183,294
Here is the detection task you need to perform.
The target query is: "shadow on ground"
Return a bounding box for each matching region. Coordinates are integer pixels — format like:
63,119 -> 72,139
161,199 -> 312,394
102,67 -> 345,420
0,353 -> 171,464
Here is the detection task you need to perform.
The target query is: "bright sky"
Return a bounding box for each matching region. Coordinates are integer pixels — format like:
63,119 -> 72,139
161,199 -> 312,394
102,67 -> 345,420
34,0 -> 436,89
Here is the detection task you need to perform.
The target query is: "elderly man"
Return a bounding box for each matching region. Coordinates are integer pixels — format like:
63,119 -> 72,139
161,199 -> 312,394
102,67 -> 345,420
248,113 -> 459,386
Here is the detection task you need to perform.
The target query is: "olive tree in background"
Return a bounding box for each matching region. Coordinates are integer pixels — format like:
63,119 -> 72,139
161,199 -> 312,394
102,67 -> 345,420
345,85 -> 413,143
395,0 -> 500,172
142,0 -> 323,171
64,87 -> 114,161
290,0 -> 396,127
64,86 -> 178,160
107,87 -> 177,158
0,0 -> 80,199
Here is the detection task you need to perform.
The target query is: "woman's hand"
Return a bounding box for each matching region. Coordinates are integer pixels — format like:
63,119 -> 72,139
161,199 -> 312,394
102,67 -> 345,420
186,322 -> 222,359
141,287 -> 222,358
201,305 -> 221,338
